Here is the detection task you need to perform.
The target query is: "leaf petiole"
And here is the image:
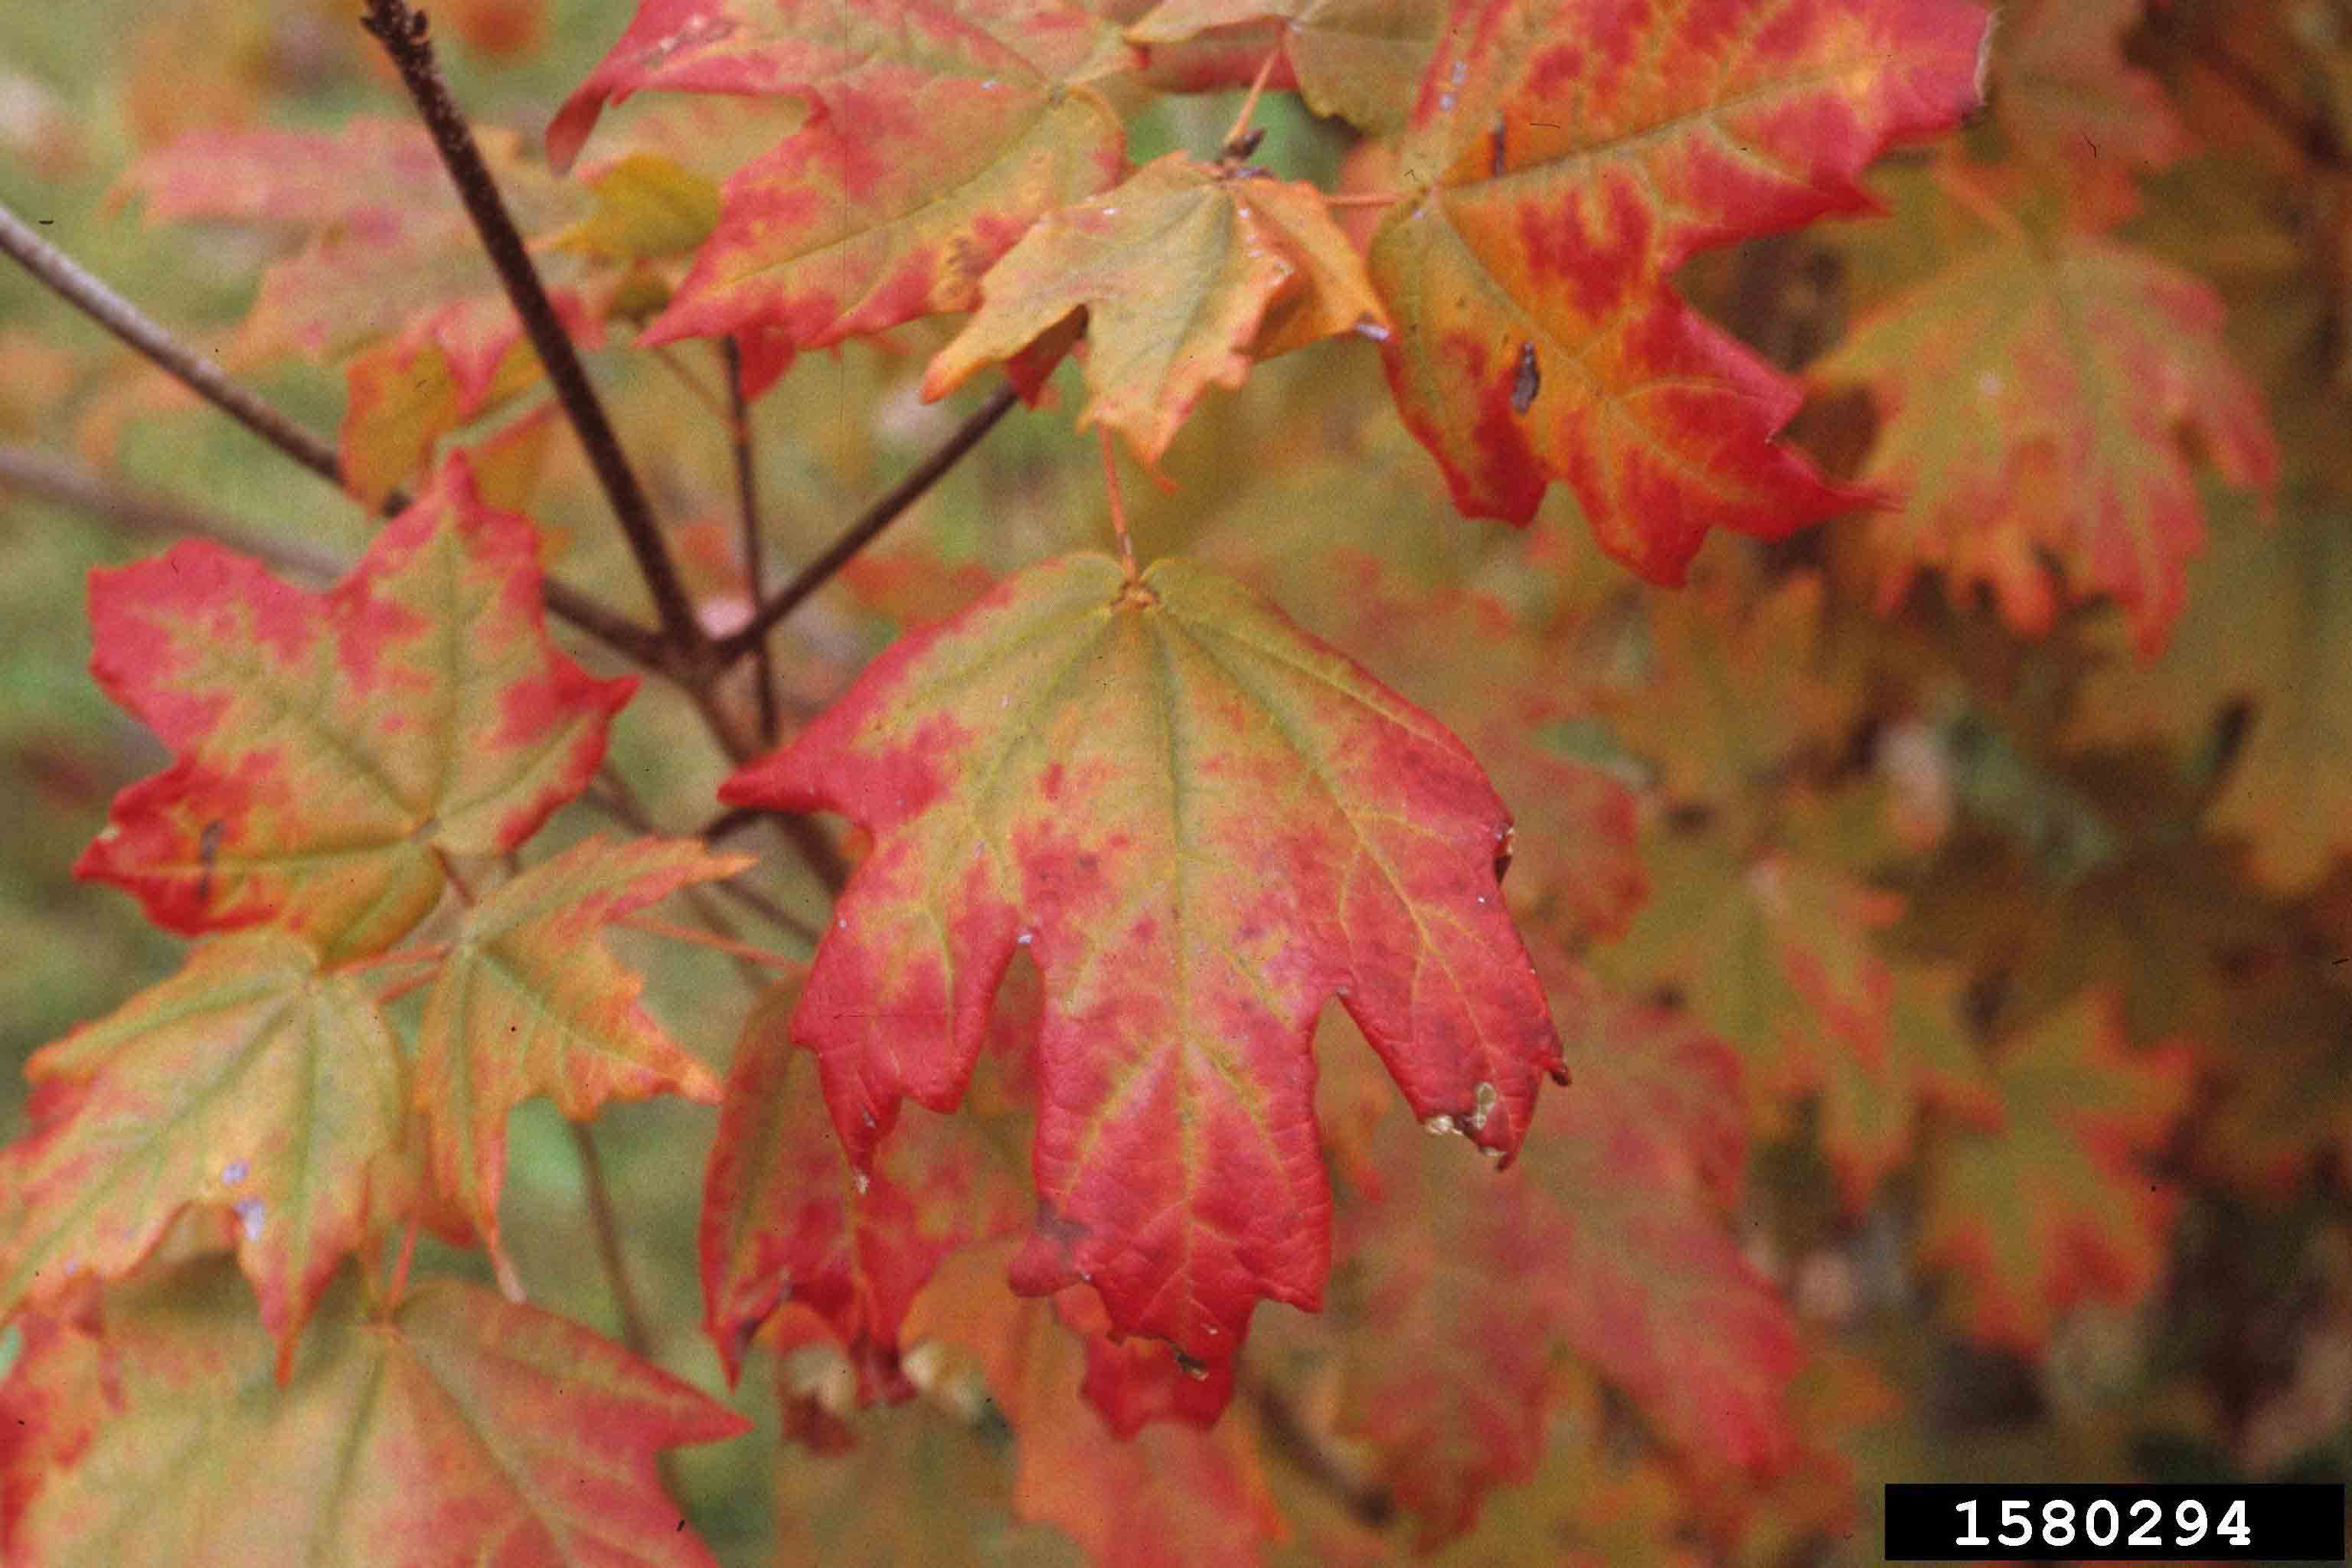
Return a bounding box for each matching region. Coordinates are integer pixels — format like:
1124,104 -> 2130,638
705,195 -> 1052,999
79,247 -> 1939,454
617,914 -> 799,969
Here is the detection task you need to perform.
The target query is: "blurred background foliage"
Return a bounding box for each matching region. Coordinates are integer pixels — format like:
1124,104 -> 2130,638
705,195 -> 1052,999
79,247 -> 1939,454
8,1 -> 2352,1563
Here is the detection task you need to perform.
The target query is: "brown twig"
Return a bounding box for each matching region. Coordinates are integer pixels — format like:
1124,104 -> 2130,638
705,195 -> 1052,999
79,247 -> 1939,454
715,382 -> 1021,663
722,338 -> 780,743
0,200 -> 351,490
588,766 -> 822,946
0,443 -> 346,580
0,207 -> 668,666
360,0 -> 704,656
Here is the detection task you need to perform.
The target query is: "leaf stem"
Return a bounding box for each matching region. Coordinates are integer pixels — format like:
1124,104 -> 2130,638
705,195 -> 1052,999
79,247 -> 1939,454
714,382 -> 1021,664
1321,190 -> 1406,209
385,1214 -> 423,1312
722,338 -> 780,743
335,942 -> 451,975
432,846 -> 479,906
1221,46 -> 1282,158
376,969 -> 439,1007
360,0 -> 705,656
619,913 -> 799,969
645,342 -> 732,424
1099,427 -> 1140,583
1930,159 -> 2028,246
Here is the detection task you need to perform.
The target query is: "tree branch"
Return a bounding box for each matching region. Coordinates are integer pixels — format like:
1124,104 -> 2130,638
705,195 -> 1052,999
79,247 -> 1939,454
588,768 -> 821,946
716,383 -> 1021,664
0,443 -> 345,580
360,0 -> 705,655
722,338 -> 780,743
0,440 -> 665,665
0,201 -> 670,666
0,200 -> 348,489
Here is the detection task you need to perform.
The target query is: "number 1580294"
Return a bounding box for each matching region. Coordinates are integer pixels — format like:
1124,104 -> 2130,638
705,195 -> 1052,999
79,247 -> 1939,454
1954,1494 -> 2247,1551
1883,1483 -> 2344,1560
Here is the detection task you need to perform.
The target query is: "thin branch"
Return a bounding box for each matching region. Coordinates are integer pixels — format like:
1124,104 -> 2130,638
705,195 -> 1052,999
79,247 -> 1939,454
683,678 -> 852,891
588,766 -> 822,946
360,0 -> 705,655
0,199 -> 351,490
715,382 -> 1021,664
0,207 -> 668,666
646,342 -> 732,424
0,443 -> 346,580
567,1119 -> 660,1360
698,803 -> 766,844
723,338 -> 780,743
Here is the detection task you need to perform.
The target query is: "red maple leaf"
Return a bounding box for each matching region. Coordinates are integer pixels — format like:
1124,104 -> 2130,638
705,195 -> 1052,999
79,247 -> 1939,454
1367,0 -> 1990,578
720,551 -> 1563,1398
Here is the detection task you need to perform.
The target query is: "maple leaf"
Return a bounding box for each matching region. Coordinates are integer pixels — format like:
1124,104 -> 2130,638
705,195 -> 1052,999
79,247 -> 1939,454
1318,973 -> 1796,1543
0,1259 -> 747,1566
720,551 -> 1562,1387
0,933 -> 401,1375
700,975 -> 1031,1388
1180,436 -> 1648,947
1125,0 -> 1443,133
1318,563 -> 1647,949
2075,485 -> 2352,889
1365,0 -> 1988,577
126,119 -> 583,362
338,293 -> 603,510
549,0 -> 1132,365
1915,990 -> 2191,1350
1821,217 -> 2277,654
900,1244 -> 1286,1566
926,152 -> 1389,462
77,456 -> 635,962
417,835 -> 747,1256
